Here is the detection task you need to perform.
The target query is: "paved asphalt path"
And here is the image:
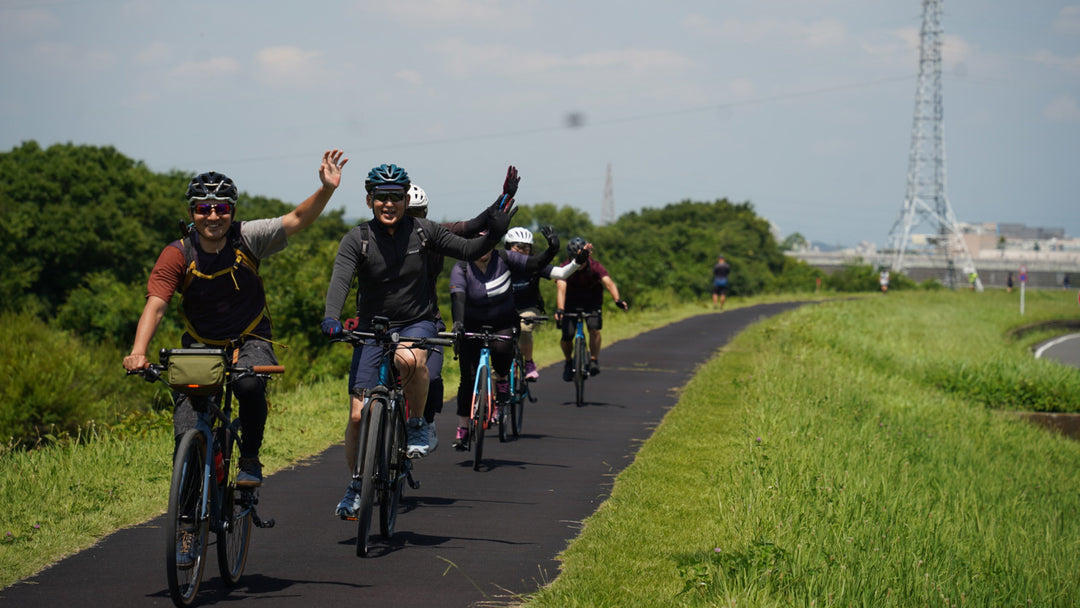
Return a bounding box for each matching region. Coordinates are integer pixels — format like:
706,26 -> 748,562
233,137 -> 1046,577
2,302 -> 804,608
1034,333 -> 1080,369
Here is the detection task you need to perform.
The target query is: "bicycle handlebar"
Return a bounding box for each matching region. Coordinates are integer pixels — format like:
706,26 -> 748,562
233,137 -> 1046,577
331,329 -> 455,348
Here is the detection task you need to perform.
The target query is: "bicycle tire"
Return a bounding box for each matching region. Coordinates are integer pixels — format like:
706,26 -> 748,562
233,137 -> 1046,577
166,430 -> 209,607
574,335 -> 588,407
498,369 -> 510,443
356,397 -> 384,557
471,366 -> 489,471
511,354 -> 526,437
216,429 -> 251,586
379,397 -> 406,539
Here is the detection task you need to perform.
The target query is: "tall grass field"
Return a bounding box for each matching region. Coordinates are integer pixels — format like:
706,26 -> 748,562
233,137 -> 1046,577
523,289 -> 1080,607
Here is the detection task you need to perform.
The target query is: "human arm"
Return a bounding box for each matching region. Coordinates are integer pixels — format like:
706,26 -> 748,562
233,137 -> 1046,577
555,279 -> 567,323
601,275 -> 629,310
282,149 -> 348,237
322,228 -> 364,322
123,296 -> 168,371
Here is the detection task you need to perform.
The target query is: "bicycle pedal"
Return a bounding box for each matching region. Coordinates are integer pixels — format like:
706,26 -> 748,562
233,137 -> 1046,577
340,514 -> 358,522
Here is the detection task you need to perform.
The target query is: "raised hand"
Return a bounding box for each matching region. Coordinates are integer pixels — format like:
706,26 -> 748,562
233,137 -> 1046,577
319,149 -> 348,189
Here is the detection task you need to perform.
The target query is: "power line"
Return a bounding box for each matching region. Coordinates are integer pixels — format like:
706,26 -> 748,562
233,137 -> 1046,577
182,74 -> 917,168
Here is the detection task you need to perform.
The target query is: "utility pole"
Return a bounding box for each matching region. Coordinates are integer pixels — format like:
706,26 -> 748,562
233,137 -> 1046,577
601,163 -> 615,225
887,0 -> 981,290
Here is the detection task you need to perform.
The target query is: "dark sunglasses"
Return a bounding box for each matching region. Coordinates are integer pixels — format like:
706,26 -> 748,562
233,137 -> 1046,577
190,202 -> 235,216
374,191 -> 406,203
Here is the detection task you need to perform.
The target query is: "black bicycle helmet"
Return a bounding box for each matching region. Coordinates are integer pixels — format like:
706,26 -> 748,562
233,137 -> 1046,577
185,171 -> 238,202
365,163 -> 410,192
567,236 -> 587,257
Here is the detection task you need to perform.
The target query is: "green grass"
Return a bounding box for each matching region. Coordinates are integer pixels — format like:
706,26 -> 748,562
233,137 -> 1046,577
522,289 -> 1080,606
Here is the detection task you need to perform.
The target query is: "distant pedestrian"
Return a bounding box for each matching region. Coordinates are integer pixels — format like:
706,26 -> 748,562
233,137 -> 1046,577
969,271 -> 978,291
1006,272 -> 1013,293
712,255 -> 731,309
1065,274 -> 1071,290
879,269 -> 890,293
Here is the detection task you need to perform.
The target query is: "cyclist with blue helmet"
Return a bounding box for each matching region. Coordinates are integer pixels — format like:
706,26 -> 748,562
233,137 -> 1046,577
124,149 -> 349,488
555,238 -> 629,380
321,163 -> 517,518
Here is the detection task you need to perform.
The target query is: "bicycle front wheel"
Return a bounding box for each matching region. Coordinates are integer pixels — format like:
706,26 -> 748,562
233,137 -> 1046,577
470,370 -> 489,471
216,430 -> 252,586
356,397 -> 385,557
166,430 -> 209,607
574,336 -> 588,407
379,398 -> 406,539
510,356 -> 526,437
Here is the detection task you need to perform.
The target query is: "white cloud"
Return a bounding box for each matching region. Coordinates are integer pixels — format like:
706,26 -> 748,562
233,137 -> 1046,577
1043,95 -> 1080,122
1030,49 -> 1080,74
359,0 -> 536,28
431,38 -> 689,79
685,15 -> 847,49
395,70 -> 424,85
134,42 -> 170,66
1054,6 -> 1080,36
171,57 -> 241,78
255,46 -> 327,88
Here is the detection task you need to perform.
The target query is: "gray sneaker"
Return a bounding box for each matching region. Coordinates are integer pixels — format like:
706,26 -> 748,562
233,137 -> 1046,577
426,420 -> 439,454
335,480 -> 362,519
406,417 -> 430,459
236,457 -> 262,488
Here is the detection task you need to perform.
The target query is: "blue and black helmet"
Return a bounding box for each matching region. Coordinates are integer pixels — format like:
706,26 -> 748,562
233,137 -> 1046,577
365,163 -> 410,192
185,171 -> 238,202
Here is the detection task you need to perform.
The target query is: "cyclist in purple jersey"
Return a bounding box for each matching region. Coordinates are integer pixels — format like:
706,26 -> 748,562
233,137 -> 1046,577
448,233 -> 586,448
555,237 -> 629,380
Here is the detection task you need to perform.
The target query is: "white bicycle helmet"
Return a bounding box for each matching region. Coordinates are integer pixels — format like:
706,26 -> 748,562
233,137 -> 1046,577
504,227 -> 534,246
407,184 -> 428,211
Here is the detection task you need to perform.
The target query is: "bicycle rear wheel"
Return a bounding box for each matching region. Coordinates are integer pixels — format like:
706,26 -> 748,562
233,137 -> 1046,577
574,336 -> 588,407
510,356 -> 526,437
470,368 -> 489,471
356,398 -> 385,557
166,430 -> 209,607
379,398 -> 406,539
216,429 -> 252,586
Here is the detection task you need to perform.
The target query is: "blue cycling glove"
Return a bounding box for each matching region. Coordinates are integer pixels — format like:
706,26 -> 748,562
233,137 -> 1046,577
321,317 -> 343,336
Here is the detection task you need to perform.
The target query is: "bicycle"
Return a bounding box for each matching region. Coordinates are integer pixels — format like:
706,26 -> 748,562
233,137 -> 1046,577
127,347 -> 281,607
500,315 -> 547,441
330,317 -> 453,556
562,310 -> 601,408
457,326 -> 515,470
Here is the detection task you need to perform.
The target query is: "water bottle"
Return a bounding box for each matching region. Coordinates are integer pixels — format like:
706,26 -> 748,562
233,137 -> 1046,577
214,450 -> 225,484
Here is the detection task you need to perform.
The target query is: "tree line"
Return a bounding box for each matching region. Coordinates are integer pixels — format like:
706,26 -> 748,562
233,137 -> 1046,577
0,141 -> 874,447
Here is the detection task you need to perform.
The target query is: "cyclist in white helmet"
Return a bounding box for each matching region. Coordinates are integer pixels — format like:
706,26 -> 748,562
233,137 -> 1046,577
503,226 -> 569,380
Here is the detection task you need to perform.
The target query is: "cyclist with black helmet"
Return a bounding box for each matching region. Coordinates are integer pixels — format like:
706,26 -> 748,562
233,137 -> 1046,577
321,163 -> 517,519
555,237 -> 629,380
123,149 -> 348,488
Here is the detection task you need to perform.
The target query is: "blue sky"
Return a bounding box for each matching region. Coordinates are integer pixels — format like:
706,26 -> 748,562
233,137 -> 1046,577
2,0 -> 1077,247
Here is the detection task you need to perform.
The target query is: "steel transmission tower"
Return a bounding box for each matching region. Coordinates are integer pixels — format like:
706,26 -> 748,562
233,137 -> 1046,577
887,0 -> 981,290
601,163 -> 615,225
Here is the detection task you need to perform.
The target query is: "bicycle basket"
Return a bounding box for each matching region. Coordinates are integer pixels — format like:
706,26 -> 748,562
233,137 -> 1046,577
165,348 -> 228,396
